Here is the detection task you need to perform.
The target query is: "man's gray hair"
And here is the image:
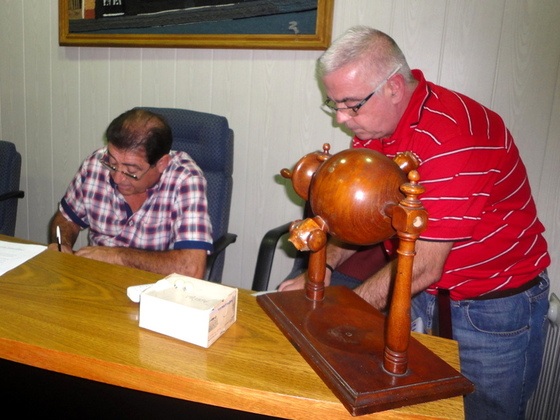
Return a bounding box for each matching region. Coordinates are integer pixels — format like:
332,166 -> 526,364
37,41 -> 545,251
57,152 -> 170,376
318,26 -> 413,83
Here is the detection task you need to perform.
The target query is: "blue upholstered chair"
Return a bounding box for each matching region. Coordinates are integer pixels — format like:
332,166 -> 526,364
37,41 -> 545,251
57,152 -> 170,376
139,107 -> 236,284
0,141 -> 24,237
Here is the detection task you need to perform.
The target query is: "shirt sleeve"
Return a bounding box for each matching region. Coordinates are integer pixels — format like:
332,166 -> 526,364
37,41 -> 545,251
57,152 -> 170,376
58,153 -> 100,229
171,172 -> 213,252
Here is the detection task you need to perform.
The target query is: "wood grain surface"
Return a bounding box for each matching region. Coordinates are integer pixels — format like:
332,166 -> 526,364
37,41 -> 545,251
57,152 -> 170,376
0,235 -> 464,419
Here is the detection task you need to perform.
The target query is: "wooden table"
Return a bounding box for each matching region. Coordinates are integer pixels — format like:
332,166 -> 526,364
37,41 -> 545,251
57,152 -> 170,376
0,235 -> 464,419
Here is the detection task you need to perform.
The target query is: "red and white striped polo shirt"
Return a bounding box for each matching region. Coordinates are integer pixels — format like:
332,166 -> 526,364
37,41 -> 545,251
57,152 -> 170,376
353,70 -> 549,300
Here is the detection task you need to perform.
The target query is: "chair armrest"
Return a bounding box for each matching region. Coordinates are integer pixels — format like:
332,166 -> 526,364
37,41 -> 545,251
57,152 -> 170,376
205,233 -> 237,282
251,222 -> 292,291
0,190 -> 24,202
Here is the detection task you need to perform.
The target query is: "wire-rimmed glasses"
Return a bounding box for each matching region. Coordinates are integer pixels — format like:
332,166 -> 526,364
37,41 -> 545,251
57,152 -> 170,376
98,152 -> 154,181
322,64 -> 403,116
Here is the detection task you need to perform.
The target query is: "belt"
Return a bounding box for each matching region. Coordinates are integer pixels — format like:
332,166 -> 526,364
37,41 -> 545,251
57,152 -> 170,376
470,274 -> 543,300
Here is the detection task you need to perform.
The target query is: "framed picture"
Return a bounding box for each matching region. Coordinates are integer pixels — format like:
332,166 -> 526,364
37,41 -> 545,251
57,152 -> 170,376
59,0 -> 334,50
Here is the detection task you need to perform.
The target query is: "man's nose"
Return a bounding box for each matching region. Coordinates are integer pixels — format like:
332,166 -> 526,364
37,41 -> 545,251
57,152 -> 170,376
112,170 -> 128,183
336,110 -> 352,124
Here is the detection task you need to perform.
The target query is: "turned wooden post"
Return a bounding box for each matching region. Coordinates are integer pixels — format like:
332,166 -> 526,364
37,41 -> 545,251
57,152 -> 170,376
383,170 -> 427,375
307,242 -> 327,301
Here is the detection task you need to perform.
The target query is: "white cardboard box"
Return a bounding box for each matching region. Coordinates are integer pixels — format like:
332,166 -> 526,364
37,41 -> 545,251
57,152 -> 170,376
139,273 -> 237,348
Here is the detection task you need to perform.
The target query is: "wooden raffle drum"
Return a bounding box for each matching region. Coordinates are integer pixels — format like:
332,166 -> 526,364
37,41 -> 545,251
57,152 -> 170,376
257,145 -> 474,416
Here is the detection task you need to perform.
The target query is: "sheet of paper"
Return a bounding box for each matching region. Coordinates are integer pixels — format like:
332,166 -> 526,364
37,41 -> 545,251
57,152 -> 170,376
0,240 -> 47,276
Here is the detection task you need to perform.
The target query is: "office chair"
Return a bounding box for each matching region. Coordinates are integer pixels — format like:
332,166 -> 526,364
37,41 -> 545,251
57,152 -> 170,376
0,141 -> 25,236
252,221 -> 300,291
251,209 -> 393,292
139,107 -> 236,284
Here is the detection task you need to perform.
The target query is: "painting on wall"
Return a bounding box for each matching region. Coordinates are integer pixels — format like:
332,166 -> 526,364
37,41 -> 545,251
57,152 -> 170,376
59,0 -> 334,50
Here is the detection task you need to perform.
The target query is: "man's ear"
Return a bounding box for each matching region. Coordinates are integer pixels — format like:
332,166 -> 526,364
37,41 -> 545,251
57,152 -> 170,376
156,154 -> 172,173
389,74 -> 406,102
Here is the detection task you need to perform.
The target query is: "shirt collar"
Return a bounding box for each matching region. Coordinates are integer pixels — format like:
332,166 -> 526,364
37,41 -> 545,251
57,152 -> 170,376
393,69 -> 432,135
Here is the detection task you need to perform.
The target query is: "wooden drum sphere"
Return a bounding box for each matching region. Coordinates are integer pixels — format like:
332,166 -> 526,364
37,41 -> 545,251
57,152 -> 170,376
280,144 -> 331,201
308,148 -> 407,246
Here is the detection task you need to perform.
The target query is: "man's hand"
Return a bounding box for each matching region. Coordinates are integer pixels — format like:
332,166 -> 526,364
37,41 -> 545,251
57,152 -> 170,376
75,246 -> 115,263
49,210 -> 81,252
278,273 -> 307,291
47,243 -> 74,254
278,269 -> 332,292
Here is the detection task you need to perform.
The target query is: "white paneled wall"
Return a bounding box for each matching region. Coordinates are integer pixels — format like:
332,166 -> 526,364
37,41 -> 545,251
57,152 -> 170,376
1,1 -> 559,294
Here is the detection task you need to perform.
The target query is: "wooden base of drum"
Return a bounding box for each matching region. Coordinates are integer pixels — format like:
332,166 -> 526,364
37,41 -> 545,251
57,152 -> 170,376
257,286 -> 474,416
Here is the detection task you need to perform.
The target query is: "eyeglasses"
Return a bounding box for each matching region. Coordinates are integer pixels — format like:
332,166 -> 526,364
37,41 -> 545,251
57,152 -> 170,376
323,64 -> 403,116
99,152 -> 154,181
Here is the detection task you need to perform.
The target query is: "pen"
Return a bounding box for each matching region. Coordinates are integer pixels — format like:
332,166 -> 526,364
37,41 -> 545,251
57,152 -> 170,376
56,226 -> 62,252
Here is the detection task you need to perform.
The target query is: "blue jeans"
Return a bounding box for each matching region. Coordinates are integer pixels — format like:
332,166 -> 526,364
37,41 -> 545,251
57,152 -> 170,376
411,271 -> 550,420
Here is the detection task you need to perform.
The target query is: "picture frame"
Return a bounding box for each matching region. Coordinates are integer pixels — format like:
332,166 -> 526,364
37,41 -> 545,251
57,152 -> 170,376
59,0 -> 334,50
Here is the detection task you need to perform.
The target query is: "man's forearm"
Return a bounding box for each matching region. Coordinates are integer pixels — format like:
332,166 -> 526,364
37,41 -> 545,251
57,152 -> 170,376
117,248 -> 206,278
354,240 -> 453,311
326,237 -> 359,268
353,260 -> 397,311
76,246 -> 207,279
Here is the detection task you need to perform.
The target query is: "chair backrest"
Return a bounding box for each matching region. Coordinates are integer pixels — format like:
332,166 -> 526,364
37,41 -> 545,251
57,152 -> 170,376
0,141 -> 23,236
139,107 -> 234,283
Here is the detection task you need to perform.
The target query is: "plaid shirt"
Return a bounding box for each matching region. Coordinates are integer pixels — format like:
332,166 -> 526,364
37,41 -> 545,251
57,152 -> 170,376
60,148 -> 213,252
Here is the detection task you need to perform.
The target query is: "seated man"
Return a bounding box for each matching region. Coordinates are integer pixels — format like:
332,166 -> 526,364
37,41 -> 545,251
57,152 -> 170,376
48,108 -> 213,279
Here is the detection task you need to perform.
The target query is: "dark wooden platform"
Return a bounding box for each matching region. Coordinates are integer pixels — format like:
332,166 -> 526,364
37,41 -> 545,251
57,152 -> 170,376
258,286 -> 474,416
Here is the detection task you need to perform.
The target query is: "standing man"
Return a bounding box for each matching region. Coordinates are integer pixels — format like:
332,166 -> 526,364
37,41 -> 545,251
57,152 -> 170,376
280,26 -> 550,419
48,108 -> 213,279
